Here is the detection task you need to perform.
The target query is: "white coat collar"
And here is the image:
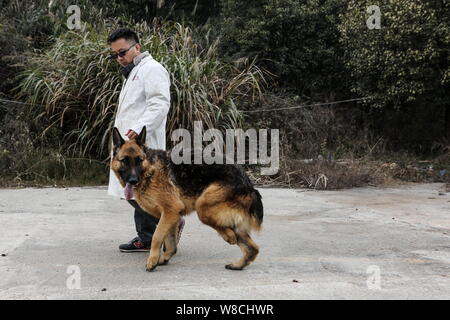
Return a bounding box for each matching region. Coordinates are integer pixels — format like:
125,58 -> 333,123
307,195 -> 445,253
133,51 -> 152,66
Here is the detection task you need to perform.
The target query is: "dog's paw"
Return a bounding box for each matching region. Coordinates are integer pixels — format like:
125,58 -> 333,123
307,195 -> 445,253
225,263 -> 244,271
158,256 -> 169,265
145,263 -> 158,272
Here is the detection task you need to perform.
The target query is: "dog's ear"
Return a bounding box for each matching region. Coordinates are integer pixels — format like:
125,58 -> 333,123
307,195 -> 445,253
136,126 -> 147,146
112,127 -> 125,151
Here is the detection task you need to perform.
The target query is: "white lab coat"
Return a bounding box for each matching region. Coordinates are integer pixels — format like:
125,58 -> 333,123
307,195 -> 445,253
107,52 -> 171,198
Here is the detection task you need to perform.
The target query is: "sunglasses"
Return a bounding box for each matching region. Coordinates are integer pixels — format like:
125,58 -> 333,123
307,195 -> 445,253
108,42 -> 137,60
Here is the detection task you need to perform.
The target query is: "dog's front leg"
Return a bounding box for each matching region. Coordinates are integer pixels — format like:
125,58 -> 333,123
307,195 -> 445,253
145,211 -> 179,272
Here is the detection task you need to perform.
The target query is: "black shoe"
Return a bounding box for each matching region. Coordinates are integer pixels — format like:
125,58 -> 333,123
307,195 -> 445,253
119,237 -> 150,252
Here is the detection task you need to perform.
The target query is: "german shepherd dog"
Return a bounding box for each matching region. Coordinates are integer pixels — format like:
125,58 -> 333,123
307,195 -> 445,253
111,127 -> 263,272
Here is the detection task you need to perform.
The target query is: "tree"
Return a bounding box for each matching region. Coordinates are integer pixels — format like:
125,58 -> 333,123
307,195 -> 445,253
219,0 -> 347,98
339,0 -> 450,140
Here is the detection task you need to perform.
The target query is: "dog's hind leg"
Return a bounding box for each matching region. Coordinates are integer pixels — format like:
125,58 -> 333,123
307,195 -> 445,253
198,207 -> 258,270
217,227 -> 237,245
225,231 -> 259,270
195,183 -> 260,270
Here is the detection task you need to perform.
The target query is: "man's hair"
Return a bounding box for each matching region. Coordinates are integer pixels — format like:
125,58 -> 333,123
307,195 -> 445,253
107,28 -> 140,44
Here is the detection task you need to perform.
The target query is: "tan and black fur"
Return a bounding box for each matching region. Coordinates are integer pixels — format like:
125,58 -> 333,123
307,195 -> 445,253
111,127 -> 263,272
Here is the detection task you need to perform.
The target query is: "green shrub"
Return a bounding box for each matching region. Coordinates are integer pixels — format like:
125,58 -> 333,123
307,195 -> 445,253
0,0 -> 55,49
339,0 -> 450,144
0,102 -> 108,186
220,0 -> 346,97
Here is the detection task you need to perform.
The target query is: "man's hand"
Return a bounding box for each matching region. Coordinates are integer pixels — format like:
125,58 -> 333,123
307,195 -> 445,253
126,129 -> 138,140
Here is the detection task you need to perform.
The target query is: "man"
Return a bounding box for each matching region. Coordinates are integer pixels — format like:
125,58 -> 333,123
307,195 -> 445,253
107,28 -> 184,252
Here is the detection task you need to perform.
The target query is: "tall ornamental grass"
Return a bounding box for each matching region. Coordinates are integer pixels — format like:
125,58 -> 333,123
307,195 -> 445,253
16,19 -> 266,158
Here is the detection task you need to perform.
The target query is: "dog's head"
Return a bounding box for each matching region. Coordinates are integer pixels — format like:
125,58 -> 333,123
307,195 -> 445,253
111,127 -> 148,200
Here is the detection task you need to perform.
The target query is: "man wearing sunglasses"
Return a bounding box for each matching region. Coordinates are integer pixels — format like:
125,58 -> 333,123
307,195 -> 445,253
106,28 -> 185,252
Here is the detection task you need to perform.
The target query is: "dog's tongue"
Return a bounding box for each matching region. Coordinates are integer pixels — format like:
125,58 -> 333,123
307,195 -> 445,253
124,183 -> 133,200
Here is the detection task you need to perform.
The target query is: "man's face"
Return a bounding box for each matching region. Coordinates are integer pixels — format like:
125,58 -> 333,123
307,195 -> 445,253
110,38 -> 141,67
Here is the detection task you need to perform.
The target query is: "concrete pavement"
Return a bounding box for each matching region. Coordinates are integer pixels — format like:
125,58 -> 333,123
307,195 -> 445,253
0,183 -> 449,299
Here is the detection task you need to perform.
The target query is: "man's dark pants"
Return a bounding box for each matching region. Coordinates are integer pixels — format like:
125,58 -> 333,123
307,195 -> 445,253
127,200 -> 159,246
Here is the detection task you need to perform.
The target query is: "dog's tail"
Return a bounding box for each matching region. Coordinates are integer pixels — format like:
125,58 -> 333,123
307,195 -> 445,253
248,189 -> 263,231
